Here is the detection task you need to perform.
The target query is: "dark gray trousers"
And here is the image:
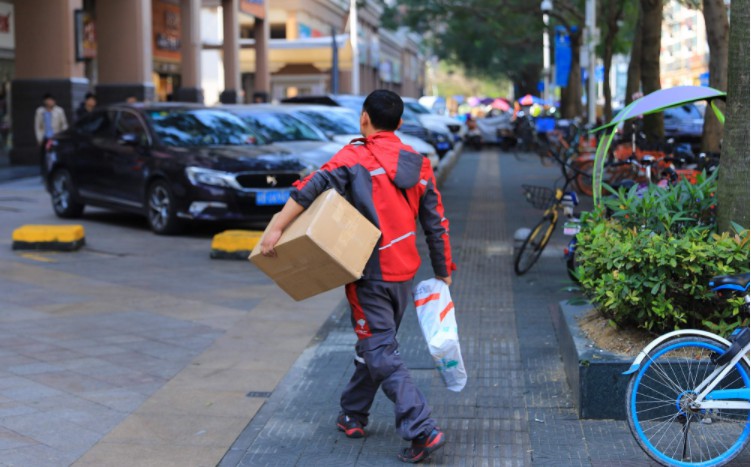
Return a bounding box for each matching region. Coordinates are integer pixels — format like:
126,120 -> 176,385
341,279 -> 435,440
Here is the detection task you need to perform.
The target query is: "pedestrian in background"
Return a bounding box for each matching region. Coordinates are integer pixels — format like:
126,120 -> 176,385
75,92 -> 96,122
260,89 -> 455,463
34,93 -> 68,173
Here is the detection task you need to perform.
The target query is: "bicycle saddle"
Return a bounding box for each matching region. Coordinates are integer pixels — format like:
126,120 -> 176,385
710,273 -> 750,292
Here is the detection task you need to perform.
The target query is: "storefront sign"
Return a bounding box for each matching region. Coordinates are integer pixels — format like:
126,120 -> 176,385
299,23 -> 311,38
392,60 -> 401,83
0,2 -> 13,50
369,36 -> 379,68
379,60 -> 392,83
240,0 -> 265,20
74,9 -> 96,61
153,1 -> 181,62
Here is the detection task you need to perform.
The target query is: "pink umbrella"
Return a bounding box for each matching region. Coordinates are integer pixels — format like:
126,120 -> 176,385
519,94 -> 535,106
491,98 -> 510,111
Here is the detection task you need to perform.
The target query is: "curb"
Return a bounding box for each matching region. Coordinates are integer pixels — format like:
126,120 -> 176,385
436,142 -> 462,188
550,300 -> 631,420
210,230 -> 263,260
12,224 -> 86,251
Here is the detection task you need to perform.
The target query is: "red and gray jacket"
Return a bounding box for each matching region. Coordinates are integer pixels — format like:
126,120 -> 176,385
290,131 -> 456,282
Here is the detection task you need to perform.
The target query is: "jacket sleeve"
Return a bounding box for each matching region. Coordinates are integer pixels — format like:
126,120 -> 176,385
290,147 -> 356,209
34,109 -> 43,144
418,163 -> 456,277
59,108 -> 69,132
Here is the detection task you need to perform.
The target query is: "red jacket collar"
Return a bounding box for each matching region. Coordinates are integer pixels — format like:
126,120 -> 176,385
349,131 -> 400,145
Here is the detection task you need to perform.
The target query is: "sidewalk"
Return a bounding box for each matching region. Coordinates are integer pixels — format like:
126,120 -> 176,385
217,149 -> 675,466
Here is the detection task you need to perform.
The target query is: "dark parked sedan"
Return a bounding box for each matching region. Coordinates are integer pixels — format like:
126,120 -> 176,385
43,103 -> 309,234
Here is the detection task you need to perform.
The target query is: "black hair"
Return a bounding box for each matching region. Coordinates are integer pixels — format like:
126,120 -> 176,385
84,92 -> 96,100
362,89 -> 403,131
42,93 -> 54,100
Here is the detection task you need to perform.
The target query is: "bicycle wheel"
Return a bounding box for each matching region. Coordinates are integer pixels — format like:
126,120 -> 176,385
573,159 -> 595,197
626,336 -> 750,466
514,214 -> 557,275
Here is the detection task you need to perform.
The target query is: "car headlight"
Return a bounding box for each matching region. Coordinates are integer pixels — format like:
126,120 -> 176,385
185,167 -> 239,189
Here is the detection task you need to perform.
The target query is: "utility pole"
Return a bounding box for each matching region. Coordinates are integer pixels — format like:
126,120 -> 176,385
349,0 -> 360,95
541,0 -> 553,103
585,0 -> 597,124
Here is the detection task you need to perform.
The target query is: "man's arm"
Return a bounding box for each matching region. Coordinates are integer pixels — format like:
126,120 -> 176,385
259,147 -> 357,256
260,197 -> 304,257
418,165 -> 456,284
34,109 -> 43,144
59,108 -> 68,132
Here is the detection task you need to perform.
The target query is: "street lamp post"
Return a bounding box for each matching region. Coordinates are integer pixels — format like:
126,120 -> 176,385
349,0 -> 360,95
541,0 -> 552,103
585,0 -> 597,124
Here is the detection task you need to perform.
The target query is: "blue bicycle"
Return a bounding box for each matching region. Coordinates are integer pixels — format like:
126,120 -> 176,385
624,273 -> 750,466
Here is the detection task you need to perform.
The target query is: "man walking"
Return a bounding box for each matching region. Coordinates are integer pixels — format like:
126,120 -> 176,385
34,93 -> 68,173
260,89 -> 455,463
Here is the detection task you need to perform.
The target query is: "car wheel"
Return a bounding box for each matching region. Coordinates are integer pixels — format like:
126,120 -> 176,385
146,180 -> 183,235
50,169 -> 85,218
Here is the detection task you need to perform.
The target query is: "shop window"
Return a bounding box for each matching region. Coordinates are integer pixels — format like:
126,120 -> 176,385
270,23 -> 286,39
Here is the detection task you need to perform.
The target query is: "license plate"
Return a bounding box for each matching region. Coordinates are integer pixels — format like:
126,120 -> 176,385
437,142 -> 450,150
563,222 -> 581,236
256,189 -> 291,206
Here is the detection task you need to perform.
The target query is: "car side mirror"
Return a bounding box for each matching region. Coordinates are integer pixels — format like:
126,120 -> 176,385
118,133 -> 141,146
324,131 -> 336,141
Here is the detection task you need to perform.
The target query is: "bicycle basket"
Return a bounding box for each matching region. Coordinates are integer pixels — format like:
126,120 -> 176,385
521,184 -> 556,209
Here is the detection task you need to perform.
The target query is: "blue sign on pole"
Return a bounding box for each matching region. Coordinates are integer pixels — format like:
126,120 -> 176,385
537,80 -> 544,93
555,26 -> 572,87
595,65 -> 605,83
699,72 -> 710,87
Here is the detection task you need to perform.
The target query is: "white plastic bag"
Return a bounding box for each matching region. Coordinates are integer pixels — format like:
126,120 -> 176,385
413,278 -> 467,392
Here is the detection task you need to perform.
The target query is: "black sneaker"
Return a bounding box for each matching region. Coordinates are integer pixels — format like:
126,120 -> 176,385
336,414 -> 365,438
398,428 -> 446,463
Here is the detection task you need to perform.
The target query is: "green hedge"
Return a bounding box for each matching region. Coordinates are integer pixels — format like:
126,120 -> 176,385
576,172 -> 749,336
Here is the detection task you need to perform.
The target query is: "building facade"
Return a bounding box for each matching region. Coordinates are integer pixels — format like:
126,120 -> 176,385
7,0 -> 269,166
4,0 -> 425,166
660,1 -> 711,88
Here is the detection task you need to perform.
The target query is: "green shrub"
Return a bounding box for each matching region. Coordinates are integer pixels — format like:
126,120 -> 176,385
576,173 -> 749,336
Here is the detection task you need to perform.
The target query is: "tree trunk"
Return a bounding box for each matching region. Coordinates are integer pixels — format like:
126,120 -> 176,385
561,27 -> 583,119
716,0 -> 750,231
625,4 -> 643,107
514,64 -> 542,97
602,0 -> 625,123
639,0 -> 663,143
701,0 -> 729,153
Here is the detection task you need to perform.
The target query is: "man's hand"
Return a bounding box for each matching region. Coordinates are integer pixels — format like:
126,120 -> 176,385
258,198 -> 305,258
436,275 -> 452,286
260,228 -> 283,257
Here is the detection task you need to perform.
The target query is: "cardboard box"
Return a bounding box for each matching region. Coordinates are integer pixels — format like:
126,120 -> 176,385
249,190 -> 381,301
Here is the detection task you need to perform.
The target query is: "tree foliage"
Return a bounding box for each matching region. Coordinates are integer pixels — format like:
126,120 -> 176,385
383,0 -> 546,96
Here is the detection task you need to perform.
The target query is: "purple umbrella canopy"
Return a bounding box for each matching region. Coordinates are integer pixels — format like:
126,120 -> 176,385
597,85 -> 726,131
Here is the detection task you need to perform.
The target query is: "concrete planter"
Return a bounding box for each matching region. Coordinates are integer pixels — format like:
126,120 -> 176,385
550,300 -> 633,420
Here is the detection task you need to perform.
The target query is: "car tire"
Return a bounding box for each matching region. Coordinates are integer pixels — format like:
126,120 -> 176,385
146,180 -> 183,235
49,168 -> 85,218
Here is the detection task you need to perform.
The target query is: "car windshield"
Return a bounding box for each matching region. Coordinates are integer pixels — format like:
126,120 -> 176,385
405,102 -> 431,115
665,104 -> 703,121
333,96 -> 365,114
298,109 -> 360,135
146,109 -> 263,146
237,111 -> 327,142
400,106 -> 421,124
